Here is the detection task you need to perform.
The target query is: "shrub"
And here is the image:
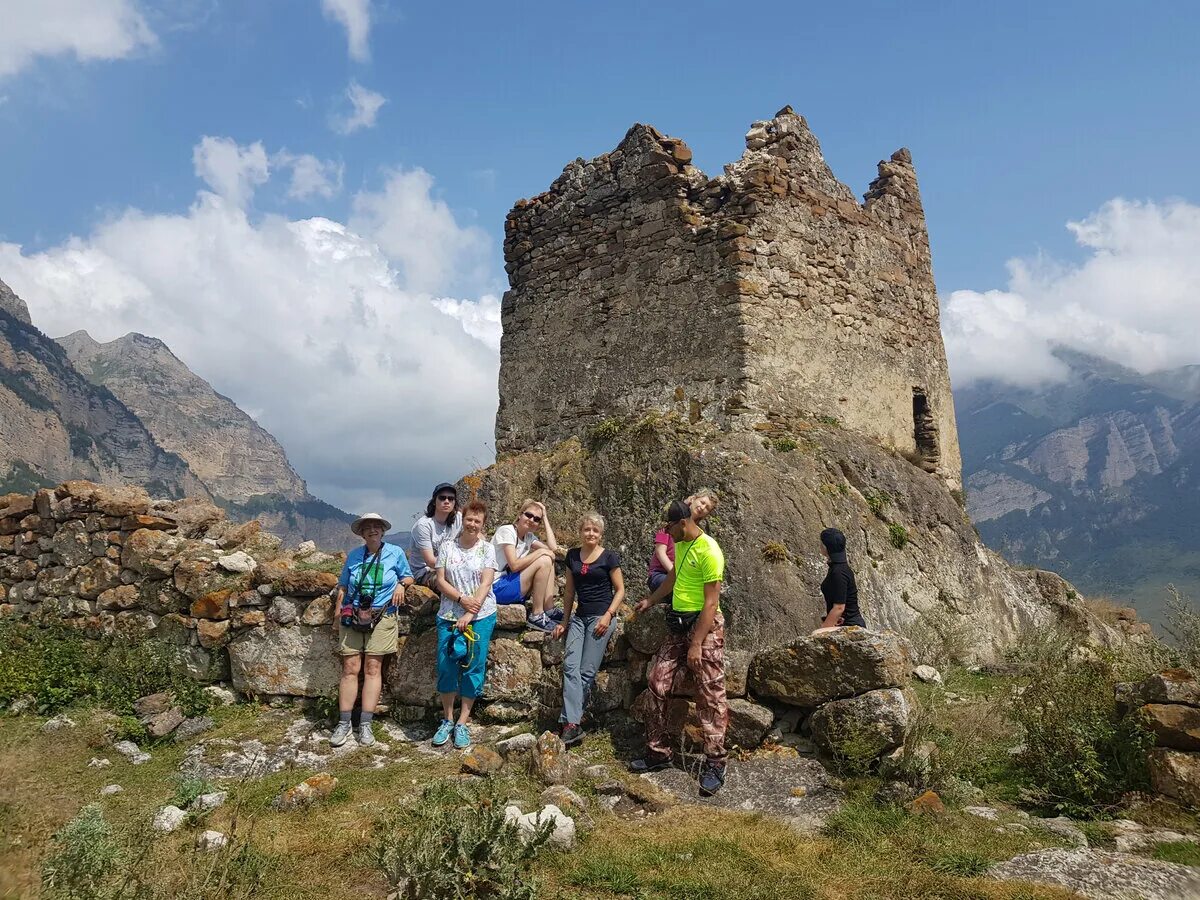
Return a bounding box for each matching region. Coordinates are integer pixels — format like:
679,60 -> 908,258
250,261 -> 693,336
888,524 -> 908,550
1166,585 -> 1200,670
372,780 -> 553,900
761,541 -> 789,563
816,415 -> 840,427
0,619 -> 210,718
42,804 -> 123,899
1008,643 -> 1153,816
171,774 -> 217,810
771,437 -> 798,453
587,418 -> 623,446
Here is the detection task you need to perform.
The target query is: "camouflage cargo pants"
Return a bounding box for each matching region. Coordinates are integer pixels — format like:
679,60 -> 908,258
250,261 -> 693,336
645,611 -> 728,762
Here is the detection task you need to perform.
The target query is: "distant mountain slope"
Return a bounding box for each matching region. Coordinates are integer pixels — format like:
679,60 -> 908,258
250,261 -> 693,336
55,329 -> 353,549
957,347 -> 1200,624
0,305 -> 203,500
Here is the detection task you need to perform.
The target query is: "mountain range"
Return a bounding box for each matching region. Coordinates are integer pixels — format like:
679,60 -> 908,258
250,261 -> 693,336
957,347 -> 1200,625
0,278 -> 353,548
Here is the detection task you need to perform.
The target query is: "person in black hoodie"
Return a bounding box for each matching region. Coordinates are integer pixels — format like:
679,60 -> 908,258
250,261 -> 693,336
817,527 -> 866,629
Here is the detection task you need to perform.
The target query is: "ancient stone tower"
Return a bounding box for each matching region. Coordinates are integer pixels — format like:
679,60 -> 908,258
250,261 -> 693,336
497,107 -> 962,489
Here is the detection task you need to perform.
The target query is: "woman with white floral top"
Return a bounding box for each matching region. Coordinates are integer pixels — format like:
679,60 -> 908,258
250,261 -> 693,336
432,498 -> 498,749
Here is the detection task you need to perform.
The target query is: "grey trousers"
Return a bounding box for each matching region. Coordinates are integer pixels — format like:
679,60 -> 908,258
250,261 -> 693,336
560,613 -> 614,724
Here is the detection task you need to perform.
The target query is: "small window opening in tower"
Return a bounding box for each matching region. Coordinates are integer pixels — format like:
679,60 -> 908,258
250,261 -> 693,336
912,388 -> 940,474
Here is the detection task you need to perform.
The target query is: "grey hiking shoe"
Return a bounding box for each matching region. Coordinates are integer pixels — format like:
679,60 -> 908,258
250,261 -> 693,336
329,722 -> 352,747
357,724 -> 376,747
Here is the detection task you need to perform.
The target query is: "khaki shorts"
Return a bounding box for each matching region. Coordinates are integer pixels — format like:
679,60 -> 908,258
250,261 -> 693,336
337,612 -> 400,656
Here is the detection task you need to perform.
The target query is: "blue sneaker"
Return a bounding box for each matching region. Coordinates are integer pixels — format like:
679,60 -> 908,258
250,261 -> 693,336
526,613 -> 555,633
453,723 -> 471,749
432,719 -> 454,747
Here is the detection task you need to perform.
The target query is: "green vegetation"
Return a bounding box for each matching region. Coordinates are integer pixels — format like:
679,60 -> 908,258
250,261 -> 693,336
863,488 -> 890,517
771,436 -> 799,453
41,804 -> 123,899
760,540 -> 789,563
586,418 -> 624,447
0,366 -> 55,412
816,414 -> 840,427
888,523 -> 909,549
1152,840 -> 1200,866
0,459 -> 52,495
372,781 -> 553,900
0,619 -> 210,720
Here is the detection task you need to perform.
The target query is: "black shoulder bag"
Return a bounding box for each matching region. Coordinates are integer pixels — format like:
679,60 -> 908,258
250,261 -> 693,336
663,539 -> 701,634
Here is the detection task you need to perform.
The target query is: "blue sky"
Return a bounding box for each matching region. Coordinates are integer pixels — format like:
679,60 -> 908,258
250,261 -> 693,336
2,0 -> 1199,522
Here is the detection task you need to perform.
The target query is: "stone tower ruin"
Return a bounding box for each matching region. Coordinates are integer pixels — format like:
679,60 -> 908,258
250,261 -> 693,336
497,107 -> 962,489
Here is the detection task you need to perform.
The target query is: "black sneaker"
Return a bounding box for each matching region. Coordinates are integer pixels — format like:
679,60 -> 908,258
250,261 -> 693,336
561,723 -> 584,746
698,760 -> 726,796
628,752 -> 672,774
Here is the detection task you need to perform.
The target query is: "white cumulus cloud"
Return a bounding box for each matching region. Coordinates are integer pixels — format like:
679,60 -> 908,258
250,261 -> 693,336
192,136 -> 270,209
0,138 -> 501,524
331,80 -> 386,134
320,0 -> 371,61
0,0 -> 157,78
943,198 -> 1200,387
278,152 -> 344,201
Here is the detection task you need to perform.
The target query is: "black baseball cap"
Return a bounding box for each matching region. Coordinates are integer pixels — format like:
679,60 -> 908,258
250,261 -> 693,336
665,499 -> 692,524
432,483 -> 457,498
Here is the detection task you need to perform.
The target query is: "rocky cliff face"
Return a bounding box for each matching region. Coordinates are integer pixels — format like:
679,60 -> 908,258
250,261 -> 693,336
958,348 -> 1200,623
56,330 -> 352,549
0,306 -> 203,500
464,413 -> 1128,663
0,278 -> 31,326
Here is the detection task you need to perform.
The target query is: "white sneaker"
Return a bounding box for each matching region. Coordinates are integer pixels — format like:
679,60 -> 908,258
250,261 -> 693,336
357,724 -> 376,747
329,722 -> 352,747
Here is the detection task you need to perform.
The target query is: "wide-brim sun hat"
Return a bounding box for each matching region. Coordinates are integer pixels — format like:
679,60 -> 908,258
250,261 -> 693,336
351,512 -> 392,536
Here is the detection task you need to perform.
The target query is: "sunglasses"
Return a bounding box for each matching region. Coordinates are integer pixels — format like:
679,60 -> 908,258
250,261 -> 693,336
436,495 -> 456,502
522,511 -> 543,524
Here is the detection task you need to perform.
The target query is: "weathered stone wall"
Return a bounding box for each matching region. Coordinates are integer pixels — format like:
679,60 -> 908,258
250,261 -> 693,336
499,107 -> 962,488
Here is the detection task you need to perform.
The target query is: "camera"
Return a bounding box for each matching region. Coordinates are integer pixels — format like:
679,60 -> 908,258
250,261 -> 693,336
357,591 -> 376,609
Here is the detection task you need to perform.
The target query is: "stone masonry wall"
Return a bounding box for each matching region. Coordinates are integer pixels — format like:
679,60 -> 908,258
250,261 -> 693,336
2,481 -> 926,758
499,106 -> 962,488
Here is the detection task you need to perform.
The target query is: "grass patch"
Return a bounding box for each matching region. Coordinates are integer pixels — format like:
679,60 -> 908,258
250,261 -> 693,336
1152,840 -> 1200,866
761,540 -> 789,563
888,524 -> 909,550
771,437 -> 799,453
863,489 -> 890,518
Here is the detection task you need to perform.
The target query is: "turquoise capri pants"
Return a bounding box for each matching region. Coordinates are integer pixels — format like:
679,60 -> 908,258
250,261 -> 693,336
435,612 -> 497,699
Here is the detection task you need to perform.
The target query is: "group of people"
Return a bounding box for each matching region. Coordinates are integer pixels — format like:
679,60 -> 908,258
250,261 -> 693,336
330,482 -> 865,797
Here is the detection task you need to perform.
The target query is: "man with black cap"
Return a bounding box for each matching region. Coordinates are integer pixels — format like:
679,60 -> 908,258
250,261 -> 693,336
410,483 -> 462,588
629,499 -> 729,795
817,527 -> 866,629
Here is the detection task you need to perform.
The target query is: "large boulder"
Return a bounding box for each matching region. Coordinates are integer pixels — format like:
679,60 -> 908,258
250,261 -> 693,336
1148,748 -> 1200,807
625,604 -> 669,655
1117,669 -> 1200,711
1141,704 -> 1200,752
122,529 -> 184,576
989,848 -> 1200,900
749,629 -> 913,707
807,688 -> 911,759
50,520 -> 96,567
75,558 -> 122,600
483,638 -> 543,702
387,629 -> 439,706
227,624 -> 340,697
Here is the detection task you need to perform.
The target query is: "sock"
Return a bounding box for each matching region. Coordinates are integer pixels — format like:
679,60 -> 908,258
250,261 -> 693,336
359,711 -> 374,727
339,711 -> 352,724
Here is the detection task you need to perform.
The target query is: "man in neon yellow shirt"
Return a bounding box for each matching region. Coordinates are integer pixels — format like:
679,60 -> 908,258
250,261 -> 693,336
630,499 -> 729,795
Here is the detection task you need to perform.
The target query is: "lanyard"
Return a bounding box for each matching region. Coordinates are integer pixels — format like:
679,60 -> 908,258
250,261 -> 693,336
354,545 -> 384,596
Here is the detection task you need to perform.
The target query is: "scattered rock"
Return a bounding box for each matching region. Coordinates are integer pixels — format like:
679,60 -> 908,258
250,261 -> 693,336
196,830 -> 229,852
202,684 -> 237,706
173,716 -> 215,743
530,731 -> 571,785
495,604 -> 529,630
749,629 -> 913,707
41,714 -> 76,733
913,665 -> 942,685
1141,703 -> 1200,752
964,805 -> 1003,821
152,805 -> 187,833
906,790 -> 946,816
144,707 -> 186,738
99,784 -> 124,796
134,692 -> 173,718
1033,815 -> 1088,848
217,551 -> 257,574
113,740 -> 151,765
540,785 -> 592,826
461,746 -> 504,776
87,757 -> 112,769
727,698 -> 775,749
625,604 -> 669,655
496,732 -> 537,759
190,791 -> 228,813
8,696 -> 35,715
504,804 -> 576,849
1115,829 -> 1192,853
990,848 -> 1200,900
808,688 -> 910,759
1117,669 -> 1200,711
581,764 -> 610,780
874,781 -> 915,805
274,772 -> 338,810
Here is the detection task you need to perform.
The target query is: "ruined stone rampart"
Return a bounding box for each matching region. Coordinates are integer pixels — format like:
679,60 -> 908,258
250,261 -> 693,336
499,107 -> 962,488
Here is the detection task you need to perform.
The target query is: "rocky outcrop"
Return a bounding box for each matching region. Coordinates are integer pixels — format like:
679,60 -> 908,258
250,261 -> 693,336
1118,670 -> 1200,808
990,848 -> 1200,900
0,278 -> 31,326
750,630 -> 912,706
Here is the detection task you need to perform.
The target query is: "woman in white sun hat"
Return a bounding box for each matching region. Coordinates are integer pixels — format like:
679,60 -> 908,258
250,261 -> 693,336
331,512 -> 413,748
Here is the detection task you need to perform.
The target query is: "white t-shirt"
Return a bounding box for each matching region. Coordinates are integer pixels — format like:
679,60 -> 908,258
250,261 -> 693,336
491,523 -> 537,575
409,512 -> 462,579
436,537 -> 497,622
